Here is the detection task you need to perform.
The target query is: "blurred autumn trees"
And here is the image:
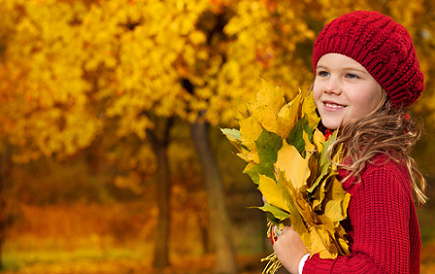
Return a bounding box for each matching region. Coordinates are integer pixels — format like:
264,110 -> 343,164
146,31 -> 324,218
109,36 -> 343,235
1,0 -> 435,273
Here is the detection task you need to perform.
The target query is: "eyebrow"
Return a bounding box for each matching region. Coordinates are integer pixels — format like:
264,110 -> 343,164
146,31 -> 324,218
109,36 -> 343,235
316,65 -> 368,74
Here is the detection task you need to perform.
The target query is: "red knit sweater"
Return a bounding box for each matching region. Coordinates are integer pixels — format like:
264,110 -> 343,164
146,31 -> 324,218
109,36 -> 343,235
303,154 -> 421,273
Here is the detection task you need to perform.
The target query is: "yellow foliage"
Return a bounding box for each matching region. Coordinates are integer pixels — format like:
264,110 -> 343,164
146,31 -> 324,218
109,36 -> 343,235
0,0 -> 101,161
114,172 -> 143,195
1,0 -> 434,163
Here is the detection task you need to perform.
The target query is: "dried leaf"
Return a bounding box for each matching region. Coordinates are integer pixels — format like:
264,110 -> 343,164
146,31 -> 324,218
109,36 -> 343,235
275,140 -> 311,190
239,116 -> 262,163
252,203 -> 290,222
220,128 -> 241,141
244,162 -> 275,184
258,174 -> 289,212
275,93 -> 302,138
256,130 -> 283,164
302,93 -> 321,129
249,78 -> 285,133
276,170 -> 312,248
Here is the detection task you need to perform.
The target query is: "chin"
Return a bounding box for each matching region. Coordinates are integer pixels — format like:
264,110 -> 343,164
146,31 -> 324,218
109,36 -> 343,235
321,120 -> 340,131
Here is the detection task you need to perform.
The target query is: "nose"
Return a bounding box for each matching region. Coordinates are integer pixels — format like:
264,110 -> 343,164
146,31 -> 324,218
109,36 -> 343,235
324,77 -> 341,95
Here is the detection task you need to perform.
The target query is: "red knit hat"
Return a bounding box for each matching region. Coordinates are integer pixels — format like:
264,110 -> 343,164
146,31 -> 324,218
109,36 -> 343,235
312,11 -> 424,108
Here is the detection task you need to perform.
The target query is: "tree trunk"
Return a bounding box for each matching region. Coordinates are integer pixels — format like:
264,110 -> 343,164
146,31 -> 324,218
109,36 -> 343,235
148,119 -> 173,269
0,145 -> 12,270
191,118 -> 238,274
197,213 -> 211,254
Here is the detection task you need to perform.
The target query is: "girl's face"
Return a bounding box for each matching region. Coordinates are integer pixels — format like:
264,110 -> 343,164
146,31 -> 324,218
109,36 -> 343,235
313,53 -> 385,130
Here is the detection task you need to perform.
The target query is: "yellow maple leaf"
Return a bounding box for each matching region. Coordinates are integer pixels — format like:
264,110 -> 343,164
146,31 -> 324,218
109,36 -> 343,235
275,93 -> 301,138
303,130 -> 315,156
243,161 -> 255,170
324,178 -> 351,222
275,170 -> 312,248
302,92 -> 321,129
331,143 -> 345,171
336,226 -> 351,254
312,129 -> 325,153
239,116 -> 262,163
275,140 -> 311,190
249,78 -> 285,133
309,225 -> 338,259
258,174 -> 289,212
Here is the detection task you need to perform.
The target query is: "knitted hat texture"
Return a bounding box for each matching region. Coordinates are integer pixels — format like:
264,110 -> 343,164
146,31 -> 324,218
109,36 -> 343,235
312,11 -> 424,108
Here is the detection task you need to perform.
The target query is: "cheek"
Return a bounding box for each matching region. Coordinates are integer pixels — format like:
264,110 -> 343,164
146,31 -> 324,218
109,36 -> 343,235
314,97 -> 322,110
351,92 -> 380,114
312,84 -> 322,105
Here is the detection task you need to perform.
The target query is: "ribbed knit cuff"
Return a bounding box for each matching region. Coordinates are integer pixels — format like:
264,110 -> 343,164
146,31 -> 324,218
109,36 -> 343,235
302,254 -> 334,273
298,254 -> 310,274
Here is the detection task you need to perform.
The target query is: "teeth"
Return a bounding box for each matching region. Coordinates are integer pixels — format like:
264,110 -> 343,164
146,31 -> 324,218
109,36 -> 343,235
325,103 -> 344,109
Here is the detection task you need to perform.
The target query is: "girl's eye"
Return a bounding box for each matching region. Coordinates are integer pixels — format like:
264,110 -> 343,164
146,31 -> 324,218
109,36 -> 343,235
346,73 -> 359,79
318,71 -> 329,77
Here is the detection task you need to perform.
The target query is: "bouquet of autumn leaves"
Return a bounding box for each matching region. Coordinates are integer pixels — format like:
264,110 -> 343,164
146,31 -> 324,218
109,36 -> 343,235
222,80 -> 351,274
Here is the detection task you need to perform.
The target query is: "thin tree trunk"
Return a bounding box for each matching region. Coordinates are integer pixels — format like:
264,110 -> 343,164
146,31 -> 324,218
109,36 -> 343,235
191,117 -> 238,274
148,119 -> 173,268
0,238 -> 2,270
0,145 -> 12,270
197,213 -> 210,254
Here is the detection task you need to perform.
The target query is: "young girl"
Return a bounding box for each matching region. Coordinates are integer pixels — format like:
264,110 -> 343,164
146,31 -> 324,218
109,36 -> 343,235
272,11 -> 427,274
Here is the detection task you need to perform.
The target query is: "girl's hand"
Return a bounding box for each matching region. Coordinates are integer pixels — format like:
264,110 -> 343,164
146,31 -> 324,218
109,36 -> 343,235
273,226 -> 308,274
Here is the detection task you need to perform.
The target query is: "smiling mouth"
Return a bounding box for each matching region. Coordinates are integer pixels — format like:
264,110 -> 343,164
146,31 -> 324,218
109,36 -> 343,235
324,102 -> 345,109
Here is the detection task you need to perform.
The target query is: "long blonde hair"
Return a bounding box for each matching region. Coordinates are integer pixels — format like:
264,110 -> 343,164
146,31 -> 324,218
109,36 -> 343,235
328,95 -> 427,205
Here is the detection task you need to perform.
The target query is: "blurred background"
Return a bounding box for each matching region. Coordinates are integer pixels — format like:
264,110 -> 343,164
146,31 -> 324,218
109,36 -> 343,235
0,0 -> 435,273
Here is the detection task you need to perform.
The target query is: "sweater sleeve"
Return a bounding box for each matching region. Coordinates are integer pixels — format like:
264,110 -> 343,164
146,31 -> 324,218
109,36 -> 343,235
302,162 -> 414,274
